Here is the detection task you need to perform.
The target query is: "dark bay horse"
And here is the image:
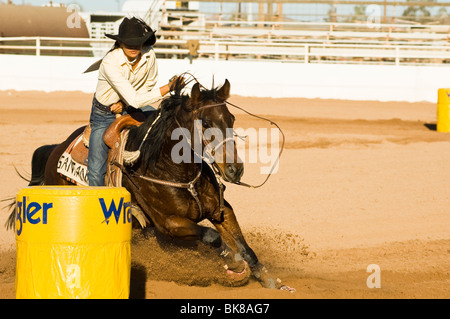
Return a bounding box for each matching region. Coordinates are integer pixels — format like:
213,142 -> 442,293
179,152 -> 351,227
7,79 -> 292,291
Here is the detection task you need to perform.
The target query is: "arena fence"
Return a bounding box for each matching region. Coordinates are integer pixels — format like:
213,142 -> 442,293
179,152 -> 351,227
0,22 -> 449,66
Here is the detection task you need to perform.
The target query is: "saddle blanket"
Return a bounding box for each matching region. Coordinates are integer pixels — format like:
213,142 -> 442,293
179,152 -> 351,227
56,135 -> 89,186
56,129 -> 129,187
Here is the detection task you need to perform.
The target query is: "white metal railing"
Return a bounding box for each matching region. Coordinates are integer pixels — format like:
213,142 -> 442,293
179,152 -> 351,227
204,20 -> 450,33
0,35 -> 449,66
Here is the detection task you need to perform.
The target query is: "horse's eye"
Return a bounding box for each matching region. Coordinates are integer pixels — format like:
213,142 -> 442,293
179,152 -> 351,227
201,119 -> 210,128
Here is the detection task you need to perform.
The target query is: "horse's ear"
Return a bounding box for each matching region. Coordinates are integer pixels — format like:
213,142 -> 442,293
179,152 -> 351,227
191,82 -> 201,105
217,79 -> 230,101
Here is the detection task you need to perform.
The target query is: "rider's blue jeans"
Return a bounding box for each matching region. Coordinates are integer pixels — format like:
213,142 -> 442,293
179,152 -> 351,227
87,97 -> 155,186
87,98 -> 117,186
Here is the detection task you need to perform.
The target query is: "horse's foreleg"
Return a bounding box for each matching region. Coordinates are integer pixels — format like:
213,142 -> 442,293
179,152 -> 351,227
212,205 -> 283,289
212,206 -> 259,267
164,215 -> 246,272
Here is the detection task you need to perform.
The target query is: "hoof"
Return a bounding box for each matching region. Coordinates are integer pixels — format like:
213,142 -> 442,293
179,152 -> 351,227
252,263 -> 295,292
279,284 -> 296,293
224,261 -> 250,286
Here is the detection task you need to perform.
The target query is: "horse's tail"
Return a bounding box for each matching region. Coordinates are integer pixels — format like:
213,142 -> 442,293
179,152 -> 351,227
3,197 -> 17,231
3,144 -> 58,230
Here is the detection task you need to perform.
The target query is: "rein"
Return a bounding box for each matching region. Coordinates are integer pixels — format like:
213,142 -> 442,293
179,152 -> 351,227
187,72 -> 285,189
224,100 -> 285,189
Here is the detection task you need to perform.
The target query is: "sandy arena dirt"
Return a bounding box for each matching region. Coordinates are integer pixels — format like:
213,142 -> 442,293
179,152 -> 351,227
0,90 -> 449,299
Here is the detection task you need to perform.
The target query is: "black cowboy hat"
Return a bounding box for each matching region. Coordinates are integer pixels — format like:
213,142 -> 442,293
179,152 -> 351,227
105,17 -> 156,47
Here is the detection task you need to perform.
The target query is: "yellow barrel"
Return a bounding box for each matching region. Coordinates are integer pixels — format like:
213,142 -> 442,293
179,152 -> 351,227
437,88 -> 450,132
15,186 -> 132,299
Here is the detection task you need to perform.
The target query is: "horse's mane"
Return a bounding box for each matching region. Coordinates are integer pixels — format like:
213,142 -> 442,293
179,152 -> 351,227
126,76 -> 224,173
126,77 -> 189,172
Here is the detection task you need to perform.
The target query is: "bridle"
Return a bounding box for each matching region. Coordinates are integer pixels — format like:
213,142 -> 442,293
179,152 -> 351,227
188,87 -> 286,189
187,72 -> 285,189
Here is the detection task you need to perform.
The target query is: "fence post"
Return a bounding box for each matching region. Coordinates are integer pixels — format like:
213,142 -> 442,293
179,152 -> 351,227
36,37 -> 41,57
215,42 -> 219,61
395,46 -> 400,66
304,44 -> 309,64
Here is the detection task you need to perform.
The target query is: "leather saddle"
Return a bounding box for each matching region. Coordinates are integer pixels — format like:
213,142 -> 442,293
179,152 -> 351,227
59,112 -> 146,186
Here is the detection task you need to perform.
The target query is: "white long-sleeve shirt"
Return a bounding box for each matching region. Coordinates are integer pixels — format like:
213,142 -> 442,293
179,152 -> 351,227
95,46 -> 163,108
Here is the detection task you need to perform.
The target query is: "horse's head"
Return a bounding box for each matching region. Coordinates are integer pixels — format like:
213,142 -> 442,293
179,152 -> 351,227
180,79 -> 243,183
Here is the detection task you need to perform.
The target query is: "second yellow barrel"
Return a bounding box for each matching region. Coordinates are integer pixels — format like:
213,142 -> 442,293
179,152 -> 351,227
437,88 -> 450,132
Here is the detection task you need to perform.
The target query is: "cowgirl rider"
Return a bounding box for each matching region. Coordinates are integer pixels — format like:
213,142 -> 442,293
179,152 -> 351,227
86,17 -> 180,186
